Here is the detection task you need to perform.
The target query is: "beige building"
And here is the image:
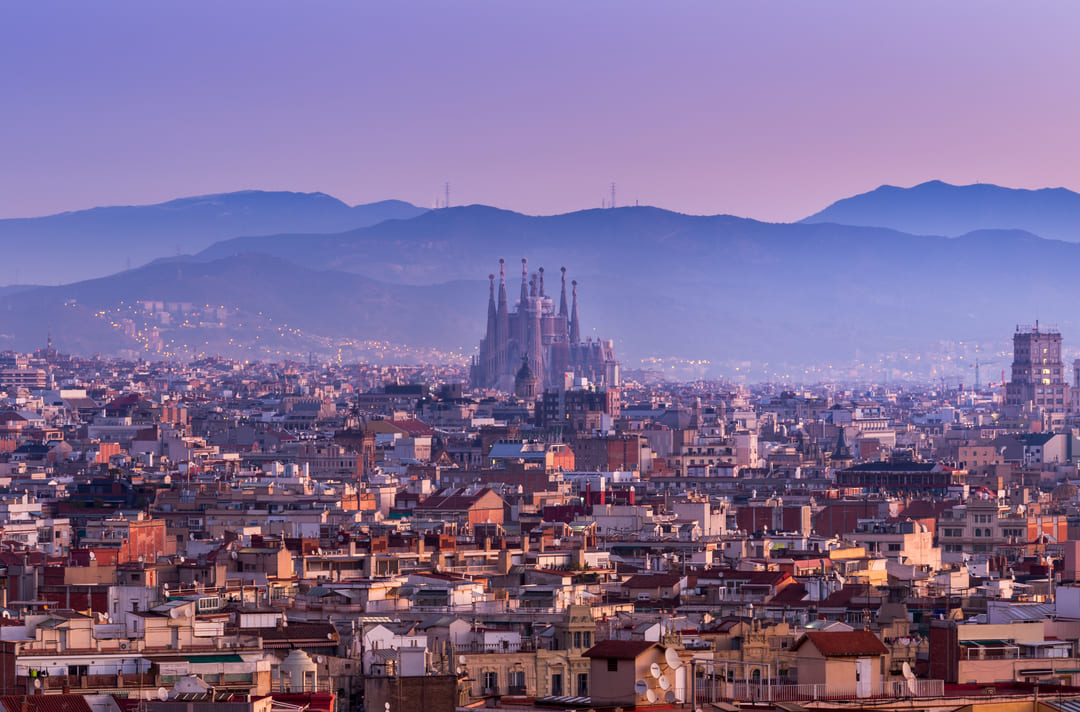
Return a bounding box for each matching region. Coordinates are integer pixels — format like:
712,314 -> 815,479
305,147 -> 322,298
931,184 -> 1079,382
458,605 -> 596,699
583,640 -> 682,708
792,630 -> 889,697
850,518 -> 941,569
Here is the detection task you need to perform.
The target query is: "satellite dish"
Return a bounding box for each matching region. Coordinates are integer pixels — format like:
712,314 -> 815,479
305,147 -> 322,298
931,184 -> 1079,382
902,662 -> 914,680
665,691 -> 677,704
455,666 -> 463,675
907,676 -> 917,696
157,687 -> 169,702
650,662 -> 662,679
634,680 -> 649,695
658,675 -> 670,690
33,679 -> 41,689
665,647 -> 681,669
230,551 -> 239,560
646,689 -> 657,704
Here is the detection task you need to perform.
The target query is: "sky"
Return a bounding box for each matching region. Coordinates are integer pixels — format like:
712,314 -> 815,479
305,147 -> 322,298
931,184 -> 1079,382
2,1 -> 1078,222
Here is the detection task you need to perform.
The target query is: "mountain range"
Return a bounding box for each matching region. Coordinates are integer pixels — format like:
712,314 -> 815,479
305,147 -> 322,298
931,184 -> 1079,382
804,180 -> 1080,240
4,182 -> 1080,378
0,191 -> 425,285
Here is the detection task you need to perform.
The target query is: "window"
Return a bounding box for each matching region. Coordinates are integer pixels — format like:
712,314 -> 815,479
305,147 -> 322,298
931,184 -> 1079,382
574,631 -> 582,648
577,673 -> 589,697
483,671 -> 498,692
583,632 -> 591,648
607,658 -> 619,672
551,673 -> 563,696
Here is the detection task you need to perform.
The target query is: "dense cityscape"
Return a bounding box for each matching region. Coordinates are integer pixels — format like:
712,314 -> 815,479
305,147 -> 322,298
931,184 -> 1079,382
7,2 -> 1080,712
4,292 -> 1080,712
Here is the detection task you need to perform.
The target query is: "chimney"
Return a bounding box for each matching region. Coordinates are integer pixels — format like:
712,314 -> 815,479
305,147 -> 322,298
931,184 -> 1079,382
497,549 -> 512,575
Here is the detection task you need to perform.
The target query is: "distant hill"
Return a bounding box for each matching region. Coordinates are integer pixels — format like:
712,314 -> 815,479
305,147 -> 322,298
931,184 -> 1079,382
0,254 -> 479,360
802,180 -> 1080,240
11,204 -> 1080,374
0,191 -> 426,285
195,204 -> 843,284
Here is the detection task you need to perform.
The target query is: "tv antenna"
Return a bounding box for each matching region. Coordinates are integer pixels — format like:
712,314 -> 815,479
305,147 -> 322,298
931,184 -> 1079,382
444,182 -> 450,208
610,182 -> 616,209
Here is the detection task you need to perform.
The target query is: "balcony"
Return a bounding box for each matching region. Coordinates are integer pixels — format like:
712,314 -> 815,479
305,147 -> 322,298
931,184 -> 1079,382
17,673 -> 157,693
725,679 -> 945,702
454,640 -> 538,655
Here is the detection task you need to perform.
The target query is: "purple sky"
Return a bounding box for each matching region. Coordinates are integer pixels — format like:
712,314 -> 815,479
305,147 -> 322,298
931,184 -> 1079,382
2,1 -> 1078,222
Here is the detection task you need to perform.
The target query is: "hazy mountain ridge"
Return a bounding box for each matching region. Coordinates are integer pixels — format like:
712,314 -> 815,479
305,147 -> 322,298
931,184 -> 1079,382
0,191 -> 426,285
8,207 -> 1080,369
0,254 -> 480,359
10,184 -> 1080,372
802,180 -> 1080,240
194,204 -> 935,285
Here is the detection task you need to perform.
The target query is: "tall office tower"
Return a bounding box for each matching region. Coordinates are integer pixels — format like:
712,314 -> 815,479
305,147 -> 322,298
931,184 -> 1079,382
1005,322 -> 1069,411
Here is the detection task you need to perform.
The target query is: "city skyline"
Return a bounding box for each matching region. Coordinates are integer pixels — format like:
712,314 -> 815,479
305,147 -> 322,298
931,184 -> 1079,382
5,3 -> 1080,710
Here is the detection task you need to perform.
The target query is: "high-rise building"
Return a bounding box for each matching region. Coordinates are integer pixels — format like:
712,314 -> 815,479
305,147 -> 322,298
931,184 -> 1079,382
470,259 -> 619,392
1005,322 -> 1069,411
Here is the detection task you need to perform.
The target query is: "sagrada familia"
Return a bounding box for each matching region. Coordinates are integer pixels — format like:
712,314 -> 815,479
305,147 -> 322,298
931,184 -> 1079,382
470,258 -> 619,394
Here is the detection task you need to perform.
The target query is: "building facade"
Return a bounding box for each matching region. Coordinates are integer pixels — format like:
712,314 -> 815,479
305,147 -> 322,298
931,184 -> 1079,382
470,259 -> 619,392
1005,323 -> 1069,411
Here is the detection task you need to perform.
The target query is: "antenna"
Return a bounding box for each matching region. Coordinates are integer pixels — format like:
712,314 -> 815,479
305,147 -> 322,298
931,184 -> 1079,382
610,182 -> 616,209
444,182 -> 450,209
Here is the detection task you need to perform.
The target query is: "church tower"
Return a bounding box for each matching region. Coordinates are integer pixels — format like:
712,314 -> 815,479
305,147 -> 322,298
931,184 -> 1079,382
514,357 -> 538,401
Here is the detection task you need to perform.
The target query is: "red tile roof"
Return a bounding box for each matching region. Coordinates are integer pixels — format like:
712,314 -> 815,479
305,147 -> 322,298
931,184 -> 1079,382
583,639 -> 657,659
767,583 -> 809,606
417,488 -> 500,511
623,573 -> 683,588
391,419 -> 434,437
794,631 -> 888,657
0,695 -> 93,712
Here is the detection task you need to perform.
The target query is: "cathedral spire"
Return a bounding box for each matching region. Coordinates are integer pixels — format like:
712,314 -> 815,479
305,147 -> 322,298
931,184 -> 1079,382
496,259 -> 510,375
486,273 -> 497,340
497,259 -> 508,315
520,258 -> 529,306
569,280 -> 580,343
559,267 -> 568,318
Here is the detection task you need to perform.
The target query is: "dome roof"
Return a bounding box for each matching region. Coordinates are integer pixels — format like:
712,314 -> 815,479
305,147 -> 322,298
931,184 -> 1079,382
515,357 -> 536,382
